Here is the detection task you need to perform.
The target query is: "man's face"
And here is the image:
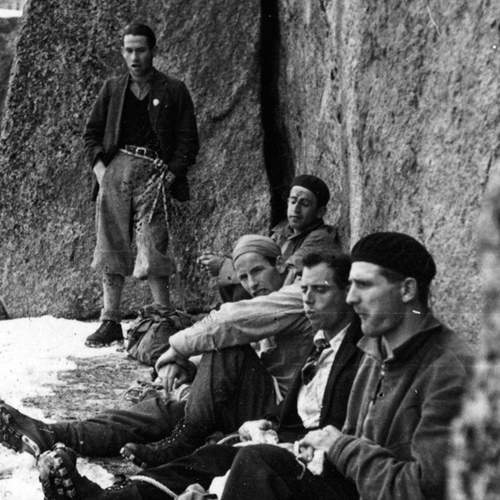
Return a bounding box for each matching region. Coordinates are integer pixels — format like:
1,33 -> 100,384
122,35 -> 155,79
234,252 -> 284,298
287,186 -> 321,232
346,262 -> 405,339
301,263 -> 348,334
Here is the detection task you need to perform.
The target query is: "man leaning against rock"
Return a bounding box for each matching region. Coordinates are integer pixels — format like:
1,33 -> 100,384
38,233 -> 473,500
198,174 -> 340,301
83,22 -> 199,347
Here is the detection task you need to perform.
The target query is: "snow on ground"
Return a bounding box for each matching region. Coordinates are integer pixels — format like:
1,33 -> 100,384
0,316 -> 124,499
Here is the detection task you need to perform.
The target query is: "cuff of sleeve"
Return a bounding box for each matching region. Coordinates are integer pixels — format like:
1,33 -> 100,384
326,434 -> 356,471
217,257 -> 238,287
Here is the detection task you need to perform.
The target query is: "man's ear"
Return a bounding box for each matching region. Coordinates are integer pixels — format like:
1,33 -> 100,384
152,45 -> 158,57
401,277 -> 418,303
316,206 -> 327,219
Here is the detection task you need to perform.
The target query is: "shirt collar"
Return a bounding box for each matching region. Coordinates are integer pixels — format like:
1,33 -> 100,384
313,323 -> 350,351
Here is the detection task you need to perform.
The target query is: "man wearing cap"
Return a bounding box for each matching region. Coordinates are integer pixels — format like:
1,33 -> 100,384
47,232 -> 472,500
198,174 -> 340,302
177,232 -> 470,500
0,236 -> 313,466
83,22 -> 199,347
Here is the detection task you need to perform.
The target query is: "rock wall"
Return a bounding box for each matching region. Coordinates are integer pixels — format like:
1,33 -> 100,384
0,0 -> 269,317
0,0 -> 495,341
276,0 -> 500,343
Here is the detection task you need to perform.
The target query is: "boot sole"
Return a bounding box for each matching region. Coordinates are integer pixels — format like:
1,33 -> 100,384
0,405 -> 42,457
120,445 -> 150,469
85,339 -> 124,348
38,447 -> 78,499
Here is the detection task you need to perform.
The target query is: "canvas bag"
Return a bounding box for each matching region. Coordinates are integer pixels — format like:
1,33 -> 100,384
127,304 -> 194,366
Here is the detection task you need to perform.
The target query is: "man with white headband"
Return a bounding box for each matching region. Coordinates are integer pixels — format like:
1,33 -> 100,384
0,235 -> 313,470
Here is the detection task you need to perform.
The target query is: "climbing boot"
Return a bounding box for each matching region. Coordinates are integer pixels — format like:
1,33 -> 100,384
85,321 -> 123,347
38,444 -> 143,500
121,418 -> 207,468
0,400 -> 56,458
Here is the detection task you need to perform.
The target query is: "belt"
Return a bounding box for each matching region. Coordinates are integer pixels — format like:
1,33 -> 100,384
120,145 -> 159,162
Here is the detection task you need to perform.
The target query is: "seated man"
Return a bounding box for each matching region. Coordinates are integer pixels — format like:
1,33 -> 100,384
34,250 -> 364,500
199,174 -> 340,301
0,235 -> 313,464
36,233 -> 473,500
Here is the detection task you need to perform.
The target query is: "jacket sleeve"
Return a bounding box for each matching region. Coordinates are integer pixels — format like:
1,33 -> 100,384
285,226 -> 340,275
327,354 -> 469,500
83,81 -> 110,168
168,81 -> 199,178
168,283 -> 308,357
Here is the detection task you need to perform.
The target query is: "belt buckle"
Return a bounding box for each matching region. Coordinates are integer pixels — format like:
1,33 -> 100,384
135,147 -> 147,157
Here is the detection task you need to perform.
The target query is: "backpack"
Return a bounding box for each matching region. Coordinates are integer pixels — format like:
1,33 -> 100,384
126,304 -> 194,366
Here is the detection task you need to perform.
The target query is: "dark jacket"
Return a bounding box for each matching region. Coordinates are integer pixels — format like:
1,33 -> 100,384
329,315 -> 473,500
271,218 -> 341,284
83,68 -> 199,202
269,317 -> 363,442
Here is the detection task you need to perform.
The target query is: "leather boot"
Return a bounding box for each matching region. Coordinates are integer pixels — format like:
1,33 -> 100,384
38,444 -> 143,499
0,399 -> 56,457
121,418 -> 207,468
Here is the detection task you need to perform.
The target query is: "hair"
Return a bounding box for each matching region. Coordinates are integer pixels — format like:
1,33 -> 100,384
379,267 -> 431,309
302,251 -> 351,290
123,22 -> 157,49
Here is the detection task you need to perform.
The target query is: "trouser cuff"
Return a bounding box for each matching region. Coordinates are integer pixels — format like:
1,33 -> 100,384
100,308 -> 122,323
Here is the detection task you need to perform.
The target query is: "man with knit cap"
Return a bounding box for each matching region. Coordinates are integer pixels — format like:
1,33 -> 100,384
0,235 -> 313,468
199,174 -> 340,301
46,232 -> 473,500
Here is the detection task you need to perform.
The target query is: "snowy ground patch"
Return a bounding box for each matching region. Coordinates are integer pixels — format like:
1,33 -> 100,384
0,316 -> 127,499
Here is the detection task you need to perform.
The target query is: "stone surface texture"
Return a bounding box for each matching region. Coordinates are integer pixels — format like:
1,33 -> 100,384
0,0 -> 495,346
0,0 -> 268,317
276,0 -> 500,344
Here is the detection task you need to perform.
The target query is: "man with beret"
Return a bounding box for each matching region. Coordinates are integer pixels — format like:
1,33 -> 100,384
40,232 -> 472,500
83,22 -> 199,347
198,174 -> 340,302
0,236 -> 313,466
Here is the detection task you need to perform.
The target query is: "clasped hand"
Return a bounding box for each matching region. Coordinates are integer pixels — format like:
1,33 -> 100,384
155,347 -> 196,393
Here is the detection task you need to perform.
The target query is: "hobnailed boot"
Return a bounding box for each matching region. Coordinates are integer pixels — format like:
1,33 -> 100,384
121,418 -> 208,468
85,321 -> 124,347
0,400 -> 56,457
38,444 -> 143,500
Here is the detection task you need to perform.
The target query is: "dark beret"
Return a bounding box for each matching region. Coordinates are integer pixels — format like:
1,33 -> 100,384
351,232 -> 436,286
291,175 -> 330,208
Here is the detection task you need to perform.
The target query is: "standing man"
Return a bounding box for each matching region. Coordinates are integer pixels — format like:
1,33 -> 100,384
83,22 -> 199,347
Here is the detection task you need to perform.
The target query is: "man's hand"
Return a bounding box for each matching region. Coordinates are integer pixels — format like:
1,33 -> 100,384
157,362 -> 196,393
296,425 -> 343,461
197,253 -> 224,277
93,160 -> 106,185
155,347 -> 196,393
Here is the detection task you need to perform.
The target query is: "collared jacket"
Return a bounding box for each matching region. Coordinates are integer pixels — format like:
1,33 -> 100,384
168,282 -> 314,395
83,68 -> 199,202
273,317 -> 364,443
328,315 -> 473,500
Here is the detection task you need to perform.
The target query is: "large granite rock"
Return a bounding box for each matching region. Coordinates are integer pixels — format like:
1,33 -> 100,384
0,0 -> 494,343
0,0 -> 268,317
276,0 -> 499,343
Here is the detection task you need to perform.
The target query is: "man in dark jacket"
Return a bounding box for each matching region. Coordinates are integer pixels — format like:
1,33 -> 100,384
83,22 -> 199,347
33,250 -> 364,500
